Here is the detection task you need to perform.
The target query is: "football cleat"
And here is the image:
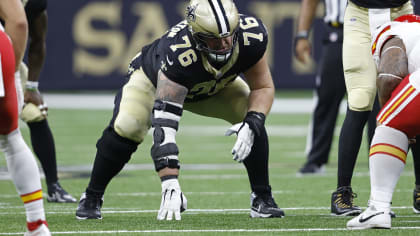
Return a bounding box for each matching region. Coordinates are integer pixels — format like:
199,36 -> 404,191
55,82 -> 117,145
331,186 -> 362,216
389,210 -> 396,218
24,220 -> 51,236
76,192 -> 103,220
47,182 -> 77,203
297,163 -> 325,176
413,189 -> 420,214
250,192 -> 285,218
347,205 -> 391,230
367,200 -> 396,218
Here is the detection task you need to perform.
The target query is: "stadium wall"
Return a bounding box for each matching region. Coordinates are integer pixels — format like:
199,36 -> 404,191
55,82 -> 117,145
40,0 -> 419,90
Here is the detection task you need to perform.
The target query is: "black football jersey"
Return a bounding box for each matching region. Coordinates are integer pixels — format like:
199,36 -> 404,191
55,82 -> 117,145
24,0 -> 47,20
129,14 -> 268,102
350,0 -> 408,8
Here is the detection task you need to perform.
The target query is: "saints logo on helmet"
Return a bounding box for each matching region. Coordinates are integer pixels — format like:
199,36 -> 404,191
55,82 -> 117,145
186,4 -> 198,22
186,0 -> 239,65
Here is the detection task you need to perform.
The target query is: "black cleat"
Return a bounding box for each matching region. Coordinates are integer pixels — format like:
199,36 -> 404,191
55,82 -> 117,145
413,189 -> 420,214
297,163 -> 325,176
76,192 -> 103,220
331,186 -> 362,216
47,182 -> 77,203
250,192 -> 285,218
390,210 -> 396,218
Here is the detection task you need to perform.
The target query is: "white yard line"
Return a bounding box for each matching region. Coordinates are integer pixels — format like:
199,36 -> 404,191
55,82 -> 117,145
0,206 -> 417,213
1,207 -> 419,234
42,93 -> 348,114
0,168 -> 415,180
1,227 -> 420,235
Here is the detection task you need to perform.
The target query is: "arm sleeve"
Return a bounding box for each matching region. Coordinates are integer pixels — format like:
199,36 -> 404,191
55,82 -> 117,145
25,0 -> 47,20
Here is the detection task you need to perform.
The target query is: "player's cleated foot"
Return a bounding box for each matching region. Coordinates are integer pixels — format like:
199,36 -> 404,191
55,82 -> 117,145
24,220 -> 51,236
331,186 -> 362,216
296,163 -> 325,176
250,192 -> 285,218
47,182 -> 77,203
347,205 -> 391,230
76,192 -> 103,220
369,200 -> 395,218
413,189 -> 420,214
389,210 -> 396,218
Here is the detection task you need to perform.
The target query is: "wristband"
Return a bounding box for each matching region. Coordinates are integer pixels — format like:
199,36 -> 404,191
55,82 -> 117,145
26,81 -> 39,91
244,111 -> 266,137
160,175 -> 178,182
295,30 -> 309,40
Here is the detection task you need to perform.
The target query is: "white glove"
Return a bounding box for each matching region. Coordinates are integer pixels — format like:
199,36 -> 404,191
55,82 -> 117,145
225,122 -> 255,163
157,178 -> 187,220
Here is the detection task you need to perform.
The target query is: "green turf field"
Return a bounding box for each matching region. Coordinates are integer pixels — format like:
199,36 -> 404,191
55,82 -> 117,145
0,106 -> 419,235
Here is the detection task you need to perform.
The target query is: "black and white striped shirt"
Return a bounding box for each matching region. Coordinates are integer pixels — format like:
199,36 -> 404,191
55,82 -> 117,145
323,0 -> 347,25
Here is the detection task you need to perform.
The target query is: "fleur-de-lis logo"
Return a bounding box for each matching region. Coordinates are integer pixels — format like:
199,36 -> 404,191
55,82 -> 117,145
186,4 -> 198,22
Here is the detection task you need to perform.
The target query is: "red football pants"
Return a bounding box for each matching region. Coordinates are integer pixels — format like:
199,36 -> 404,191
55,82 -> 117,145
0,30 -> 18,135
377,72 -> 420,138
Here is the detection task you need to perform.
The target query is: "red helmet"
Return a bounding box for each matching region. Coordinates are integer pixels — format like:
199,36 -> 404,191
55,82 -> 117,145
394,14 -> 420,23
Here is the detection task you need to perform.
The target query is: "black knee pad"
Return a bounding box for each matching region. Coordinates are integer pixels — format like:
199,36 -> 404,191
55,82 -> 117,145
96,127 -> 139,164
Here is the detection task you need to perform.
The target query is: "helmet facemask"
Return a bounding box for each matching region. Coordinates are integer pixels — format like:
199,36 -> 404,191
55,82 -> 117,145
192,27 -> 239,65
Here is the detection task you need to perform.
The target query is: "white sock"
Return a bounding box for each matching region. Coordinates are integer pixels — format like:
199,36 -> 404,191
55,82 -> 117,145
368,126 -> 408,211
0,129 -> 46,222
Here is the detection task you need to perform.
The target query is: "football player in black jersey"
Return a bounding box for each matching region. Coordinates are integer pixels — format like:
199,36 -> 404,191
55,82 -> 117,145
19,0 -> 76,203
76,0 -> 284,220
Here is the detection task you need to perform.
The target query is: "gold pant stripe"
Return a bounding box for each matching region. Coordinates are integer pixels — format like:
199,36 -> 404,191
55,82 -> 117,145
369,143 -> 407,163
379,86 -> 414,123
21,189 -> 43,204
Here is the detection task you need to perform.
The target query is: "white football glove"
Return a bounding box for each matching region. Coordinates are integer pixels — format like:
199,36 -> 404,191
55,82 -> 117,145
157,178 -> 187,221
225,122 -> 255,163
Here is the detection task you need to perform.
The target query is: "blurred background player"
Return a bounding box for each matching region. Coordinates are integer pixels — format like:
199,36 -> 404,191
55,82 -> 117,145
330,0 -> 418,216
20,0 -> 76,203
76,0 -> 284,220
347,14 -> 420,229
294,0 -> 380,175
0,0 -> 51,235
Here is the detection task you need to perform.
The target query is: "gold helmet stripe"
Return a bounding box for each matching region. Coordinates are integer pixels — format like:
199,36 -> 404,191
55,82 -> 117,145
208,0 -> 230,36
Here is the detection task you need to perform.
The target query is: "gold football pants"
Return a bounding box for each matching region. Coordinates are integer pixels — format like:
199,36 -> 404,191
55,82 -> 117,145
342,1 -> 412,111
113,68 -> 250,143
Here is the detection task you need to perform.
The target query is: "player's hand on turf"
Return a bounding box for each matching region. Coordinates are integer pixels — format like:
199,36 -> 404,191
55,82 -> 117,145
157,178 -> 187,221
225,122 -> 254,163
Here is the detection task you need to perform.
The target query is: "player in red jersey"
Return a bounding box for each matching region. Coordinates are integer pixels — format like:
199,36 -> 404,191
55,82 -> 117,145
348,14 -> 420,230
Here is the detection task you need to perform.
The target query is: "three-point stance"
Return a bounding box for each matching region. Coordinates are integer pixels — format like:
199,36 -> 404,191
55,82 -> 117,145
76,0 -> 284,220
